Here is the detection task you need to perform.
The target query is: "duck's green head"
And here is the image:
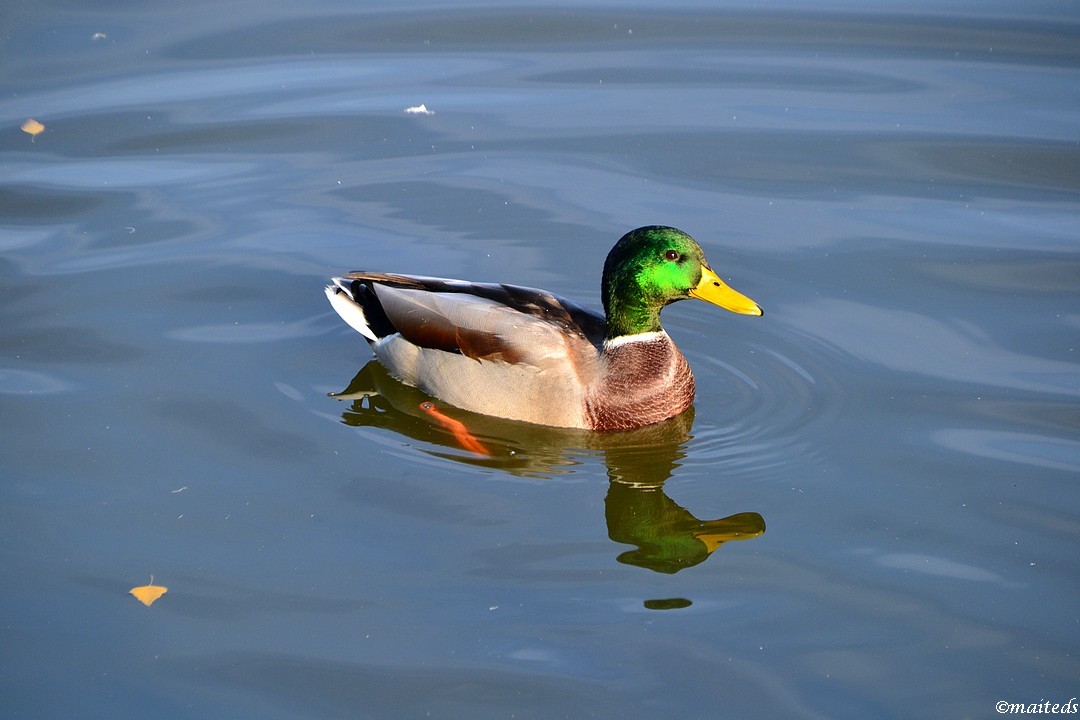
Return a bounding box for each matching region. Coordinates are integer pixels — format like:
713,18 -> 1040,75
601,226 -> 762,339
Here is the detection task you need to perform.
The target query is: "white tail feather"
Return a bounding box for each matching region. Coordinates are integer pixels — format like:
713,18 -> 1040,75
324,282 -> 379,342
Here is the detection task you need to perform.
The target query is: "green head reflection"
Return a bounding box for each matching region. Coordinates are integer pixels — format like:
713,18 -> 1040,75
607,480 -> 765,573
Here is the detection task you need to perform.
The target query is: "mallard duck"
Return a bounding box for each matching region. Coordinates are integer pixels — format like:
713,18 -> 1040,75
325,226 -> 762,431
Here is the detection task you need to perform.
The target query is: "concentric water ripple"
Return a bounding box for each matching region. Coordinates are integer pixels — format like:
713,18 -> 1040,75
683,325 -> 849,479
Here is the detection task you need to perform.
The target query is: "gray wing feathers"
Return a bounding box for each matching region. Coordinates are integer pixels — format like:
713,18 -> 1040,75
374,284 -> 584,368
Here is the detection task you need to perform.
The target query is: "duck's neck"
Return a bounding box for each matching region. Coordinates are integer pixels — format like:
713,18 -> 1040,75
603,291 -> 665,340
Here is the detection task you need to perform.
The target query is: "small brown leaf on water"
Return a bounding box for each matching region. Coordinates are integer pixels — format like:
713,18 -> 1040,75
130,576 -> 168,606
21,118 -> 45,142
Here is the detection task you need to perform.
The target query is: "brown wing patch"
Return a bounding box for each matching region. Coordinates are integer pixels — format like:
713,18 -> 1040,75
372,285 -> 464,352
394,315 -> 463,353
454,326 -> 527,364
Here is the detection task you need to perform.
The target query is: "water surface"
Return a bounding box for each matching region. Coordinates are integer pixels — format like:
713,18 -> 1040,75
2,2 -> 1078,718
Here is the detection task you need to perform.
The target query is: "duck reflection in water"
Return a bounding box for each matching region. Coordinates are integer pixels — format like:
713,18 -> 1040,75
332,362 -> 764,574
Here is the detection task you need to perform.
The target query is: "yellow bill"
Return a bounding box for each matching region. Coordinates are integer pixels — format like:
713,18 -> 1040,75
689,265 -> 763,316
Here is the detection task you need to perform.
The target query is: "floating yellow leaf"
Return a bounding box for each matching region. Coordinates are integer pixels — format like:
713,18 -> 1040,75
130,576 -> 168,606
21,118 -> 45,142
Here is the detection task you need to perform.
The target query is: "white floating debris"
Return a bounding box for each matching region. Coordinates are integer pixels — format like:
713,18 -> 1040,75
404,104 -> 434,115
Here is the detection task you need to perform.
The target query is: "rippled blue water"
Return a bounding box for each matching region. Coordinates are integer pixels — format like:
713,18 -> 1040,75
2,2 -> 1078,718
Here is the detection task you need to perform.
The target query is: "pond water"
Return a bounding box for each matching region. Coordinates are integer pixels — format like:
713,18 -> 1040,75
2,1 -> 1078,718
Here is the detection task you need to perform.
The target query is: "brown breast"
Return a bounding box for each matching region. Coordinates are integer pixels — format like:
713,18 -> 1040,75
584,333 -> 696,432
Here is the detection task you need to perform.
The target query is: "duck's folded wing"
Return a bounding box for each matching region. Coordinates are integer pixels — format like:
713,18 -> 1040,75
336,272 -> 606,368
372,284 -> 579,367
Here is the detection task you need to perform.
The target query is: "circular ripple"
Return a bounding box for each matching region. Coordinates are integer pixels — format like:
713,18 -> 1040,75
682,324 -> 850,479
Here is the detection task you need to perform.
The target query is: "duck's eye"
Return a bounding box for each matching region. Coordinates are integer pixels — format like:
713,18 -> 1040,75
664,250 -> 680,261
